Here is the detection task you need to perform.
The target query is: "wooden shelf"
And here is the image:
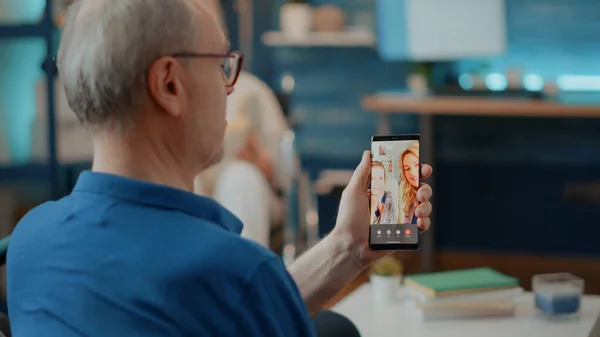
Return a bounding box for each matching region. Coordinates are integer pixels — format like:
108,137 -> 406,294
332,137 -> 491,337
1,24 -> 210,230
262,30 -> 375,47
362,94 -> 600,118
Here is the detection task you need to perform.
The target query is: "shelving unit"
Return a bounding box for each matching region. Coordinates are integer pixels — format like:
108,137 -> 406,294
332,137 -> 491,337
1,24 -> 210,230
0,23 -> 46,38
0,0 -> 60,199
261,30 -> 376,47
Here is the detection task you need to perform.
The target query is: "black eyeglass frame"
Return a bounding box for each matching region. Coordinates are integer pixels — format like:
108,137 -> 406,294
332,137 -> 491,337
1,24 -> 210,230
172,51 -> 244,87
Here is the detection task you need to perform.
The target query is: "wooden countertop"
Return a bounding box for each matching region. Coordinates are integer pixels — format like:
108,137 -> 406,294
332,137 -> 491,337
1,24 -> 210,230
362,94 -> 600,117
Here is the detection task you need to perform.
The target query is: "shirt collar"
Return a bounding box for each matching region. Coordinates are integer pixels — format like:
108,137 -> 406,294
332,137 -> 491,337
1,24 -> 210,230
72,171 -> 243,234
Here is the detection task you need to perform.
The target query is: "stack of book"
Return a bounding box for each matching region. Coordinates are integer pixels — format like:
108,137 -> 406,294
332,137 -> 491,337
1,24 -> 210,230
403,267 -> 524,321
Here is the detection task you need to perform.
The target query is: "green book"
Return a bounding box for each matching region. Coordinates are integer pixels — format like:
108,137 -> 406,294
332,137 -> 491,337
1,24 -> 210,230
404,267 -> 520,298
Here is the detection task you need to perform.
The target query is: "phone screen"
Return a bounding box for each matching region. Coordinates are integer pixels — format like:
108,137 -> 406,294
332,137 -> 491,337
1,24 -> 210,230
369,134 -> 421,250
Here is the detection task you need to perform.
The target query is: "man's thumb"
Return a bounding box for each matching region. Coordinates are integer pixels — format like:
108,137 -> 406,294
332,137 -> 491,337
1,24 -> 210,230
348,151 -> 371,190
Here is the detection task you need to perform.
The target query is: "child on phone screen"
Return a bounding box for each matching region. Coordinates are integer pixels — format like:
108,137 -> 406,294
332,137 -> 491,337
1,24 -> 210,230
371,161 -> 397,224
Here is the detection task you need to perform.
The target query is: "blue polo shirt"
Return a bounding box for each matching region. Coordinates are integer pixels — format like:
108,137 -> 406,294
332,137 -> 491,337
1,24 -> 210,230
7,171 -> 315,337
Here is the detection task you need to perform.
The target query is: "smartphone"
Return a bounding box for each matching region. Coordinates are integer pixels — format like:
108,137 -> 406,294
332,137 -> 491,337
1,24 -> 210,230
369,134 -> 421,251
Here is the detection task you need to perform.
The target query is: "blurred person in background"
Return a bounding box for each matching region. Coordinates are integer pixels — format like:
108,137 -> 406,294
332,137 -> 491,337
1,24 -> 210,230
194,0 -> 288,249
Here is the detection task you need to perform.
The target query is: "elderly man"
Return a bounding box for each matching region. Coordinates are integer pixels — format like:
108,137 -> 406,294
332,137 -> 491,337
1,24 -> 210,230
6,0 -> 433,336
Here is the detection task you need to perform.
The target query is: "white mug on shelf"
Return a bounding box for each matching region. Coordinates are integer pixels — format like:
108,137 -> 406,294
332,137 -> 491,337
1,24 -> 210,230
280,2 -> 314,39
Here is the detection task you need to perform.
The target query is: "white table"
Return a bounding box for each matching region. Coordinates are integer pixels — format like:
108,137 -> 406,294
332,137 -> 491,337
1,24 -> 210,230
331,284 -> 600,337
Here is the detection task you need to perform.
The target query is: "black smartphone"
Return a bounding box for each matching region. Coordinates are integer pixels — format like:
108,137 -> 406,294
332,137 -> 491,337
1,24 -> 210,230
369,134 -> 421,251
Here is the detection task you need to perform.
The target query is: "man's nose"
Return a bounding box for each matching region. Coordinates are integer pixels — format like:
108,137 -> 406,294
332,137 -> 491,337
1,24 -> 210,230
227,86 -> 235,96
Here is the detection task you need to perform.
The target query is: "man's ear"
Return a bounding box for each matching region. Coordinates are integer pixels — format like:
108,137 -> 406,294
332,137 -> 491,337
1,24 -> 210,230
147,57 -> 184,118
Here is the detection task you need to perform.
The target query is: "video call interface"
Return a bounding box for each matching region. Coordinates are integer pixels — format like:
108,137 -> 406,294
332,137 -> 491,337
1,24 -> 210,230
370,139 -> 420,245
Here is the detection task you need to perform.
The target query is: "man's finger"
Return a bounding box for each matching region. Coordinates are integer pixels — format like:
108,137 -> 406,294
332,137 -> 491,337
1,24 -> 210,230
417,184 -> 433,202
417,217 -> 431,232
348,150 -> 371,191
420,164 -> 433,179
415,201 -> 432,218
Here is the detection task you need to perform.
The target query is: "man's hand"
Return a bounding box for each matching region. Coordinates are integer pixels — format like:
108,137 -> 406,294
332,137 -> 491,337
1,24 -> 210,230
288,150 -> 433,316
331,150 -> 433,269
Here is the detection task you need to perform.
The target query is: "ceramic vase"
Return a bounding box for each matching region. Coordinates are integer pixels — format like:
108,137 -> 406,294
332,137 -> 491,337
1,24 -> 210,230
370,274 -> 402,306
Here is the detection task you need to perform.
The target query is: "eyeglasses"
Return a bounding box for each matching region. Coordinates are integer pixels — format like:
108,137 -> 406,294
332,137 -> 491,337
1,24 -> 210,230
48,51 -> 244,87
172,51 -> 244,87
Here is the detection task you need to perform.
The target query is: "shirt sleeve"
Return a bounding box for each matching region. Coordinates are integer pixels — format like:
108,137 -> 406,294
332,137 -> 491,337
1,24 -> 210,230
234,256 -> 316,337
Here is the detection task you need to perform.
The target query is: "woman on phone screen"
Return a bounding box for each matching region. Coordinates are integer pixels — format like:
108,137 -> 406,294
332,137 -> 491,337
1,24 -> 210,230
398,144 -> 420,224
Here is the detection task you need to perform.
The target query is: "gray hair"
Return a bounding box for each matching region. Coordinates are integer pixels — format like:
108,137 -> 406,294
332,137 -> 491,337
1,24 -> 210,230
206,0 -> 227,30
57,0 -> 201,129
